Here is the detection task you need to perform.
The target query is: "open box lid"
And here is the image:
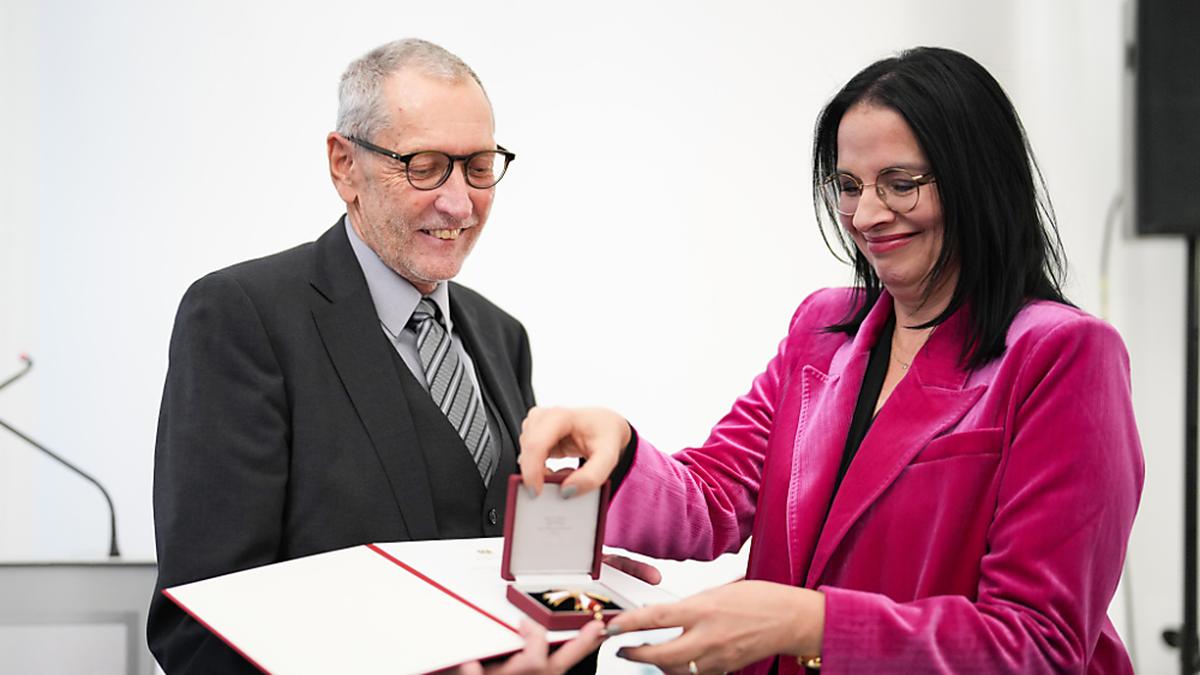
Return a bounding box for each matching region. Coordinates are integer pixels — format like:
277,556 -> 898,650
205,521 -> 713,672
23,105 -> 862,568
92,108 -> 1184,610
500,473 -> 611,581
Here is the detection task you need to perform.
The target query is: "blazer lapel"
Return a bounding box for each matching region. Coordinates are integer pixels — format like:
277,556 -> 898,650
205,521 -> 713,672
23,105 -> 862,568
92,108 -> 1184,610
448,284 -> 523,492
780,299 -> 880,587
309,220 -> 439,540
804,302 -> 984,586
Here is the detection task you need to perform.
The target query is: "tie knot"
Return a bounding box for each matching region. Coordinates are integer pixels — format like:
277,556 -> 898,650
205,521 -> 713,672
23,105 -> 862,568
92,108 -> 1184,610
409,297 -> 441,328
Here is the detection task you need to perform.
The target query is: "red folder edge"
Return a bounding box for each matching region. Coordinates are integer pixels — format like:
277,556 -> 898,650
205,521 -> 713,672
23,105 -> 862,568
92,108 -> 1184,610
365,542 -> 520,636
162,586 -> 273,674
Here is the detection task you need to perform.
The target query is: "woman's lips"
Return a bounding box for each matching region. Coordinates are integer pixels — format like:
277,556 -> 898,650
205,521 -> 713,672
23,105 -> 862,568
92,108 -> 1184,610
864,231 -> 918,254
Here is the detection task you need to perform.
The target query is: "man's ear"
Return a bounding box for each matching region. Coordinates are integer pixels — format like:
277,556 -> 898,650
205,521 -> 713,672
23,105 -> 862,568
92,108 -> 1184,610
327,133 -> 359,203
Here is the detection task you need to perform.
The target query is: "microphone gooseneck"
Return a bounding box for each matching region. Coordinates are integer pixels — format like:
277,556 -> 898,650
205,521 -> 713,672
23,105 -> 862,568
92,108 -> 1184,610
0,355 -> 121,558
0,354 -> 32,392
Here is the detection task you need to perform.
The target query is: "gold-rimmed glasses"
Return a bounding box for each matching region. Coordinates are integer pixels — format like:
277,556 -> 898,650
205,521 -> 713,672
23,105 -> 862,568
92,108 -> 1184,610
820,168 -> 936,216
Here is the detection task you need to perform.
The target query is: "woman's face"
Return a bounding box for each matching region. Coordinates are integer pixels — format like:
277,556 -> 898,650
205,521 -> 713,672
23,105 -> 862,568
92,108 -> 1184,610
835,103 -> 951,305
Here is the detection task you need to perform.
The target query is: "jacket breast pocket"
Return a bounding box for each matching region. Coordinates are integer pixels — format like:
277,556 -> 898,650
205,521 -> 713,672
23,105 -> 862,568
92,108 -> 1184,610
911,428 -> 1003,465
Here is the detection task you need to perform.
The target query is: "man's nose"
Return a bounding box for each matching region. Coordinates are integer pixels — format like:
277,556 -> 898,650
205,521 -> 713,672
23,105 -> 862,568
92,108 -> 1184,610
433,164 -> 474,220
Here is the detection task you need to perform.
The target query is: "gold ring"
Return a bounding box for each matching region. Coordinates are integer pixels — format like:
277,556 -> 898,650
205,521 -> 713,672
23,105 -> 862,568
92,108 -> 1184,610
688,660 -> 699,675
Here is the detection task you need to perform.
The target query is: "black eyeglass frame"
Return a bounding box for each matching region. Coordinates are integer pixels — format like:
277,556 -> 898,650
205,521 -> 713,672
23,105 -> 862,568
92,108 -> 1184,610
822,168 -> 937,216
346,135 -> 516,190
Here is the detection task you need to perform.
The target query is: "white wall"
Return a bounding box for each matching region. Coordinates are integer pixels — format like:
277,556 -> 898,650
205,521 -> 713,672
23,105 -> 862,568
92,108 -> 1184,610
0,0 -> 1185,672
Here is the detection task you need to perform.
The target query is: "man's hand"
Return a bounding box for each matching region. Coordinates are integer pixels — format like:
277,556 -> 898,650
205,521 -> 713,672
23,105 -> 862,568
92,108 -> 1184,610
518,407 -> 630,498
436,619 -> 605,675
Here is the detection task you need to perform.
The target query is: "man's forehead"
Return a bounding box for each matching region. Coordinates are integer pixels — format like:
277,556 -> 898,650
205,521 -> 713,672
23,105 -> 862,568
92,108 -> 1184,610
383,69 -> 490,115
379,69 -> 495,148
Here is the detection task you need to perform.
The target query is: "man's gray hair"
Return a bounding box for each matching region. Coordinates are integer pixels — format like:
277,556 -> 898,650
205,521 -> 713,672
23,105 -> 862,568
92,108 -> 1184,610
336,38 -> 487,140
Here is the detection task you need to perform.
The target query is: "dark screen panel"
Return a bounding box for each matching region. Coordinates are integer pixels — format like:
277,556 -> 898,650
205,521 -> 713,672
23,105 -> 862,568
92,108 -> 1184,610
1135,0 -> 1200,235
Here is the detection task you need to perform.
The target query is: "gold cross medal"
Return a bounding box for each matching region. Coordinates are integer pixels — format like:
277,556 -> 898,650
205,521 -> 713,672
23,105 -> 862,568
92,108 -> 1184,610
541,589 -> 613,621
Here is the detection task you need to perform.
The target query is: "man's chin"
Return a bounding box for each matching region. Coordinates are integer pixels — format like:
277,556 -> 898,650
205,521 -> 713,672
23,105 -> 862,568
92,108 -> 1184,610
380,243 -> 473,291
400,265 -> 464,292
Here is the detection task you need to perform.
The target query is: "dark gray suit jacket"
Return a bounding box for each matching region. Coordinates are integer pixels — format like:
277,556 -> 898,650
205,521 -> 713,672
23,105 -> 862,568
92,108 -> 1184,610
148,219 -> 535,673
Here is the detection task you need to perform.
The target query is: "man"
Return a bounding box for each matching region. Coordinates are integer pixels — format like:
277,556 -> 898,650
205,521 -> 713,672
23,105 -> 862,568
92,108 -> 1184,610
148,38 -> 598,673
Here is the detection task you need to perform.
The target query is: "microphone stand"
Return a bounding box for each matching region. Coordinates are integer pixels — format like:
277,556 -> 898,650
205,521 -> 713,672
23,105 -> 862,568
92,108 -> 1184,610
1186,236 -> 1198,674
0,356 -> 121,558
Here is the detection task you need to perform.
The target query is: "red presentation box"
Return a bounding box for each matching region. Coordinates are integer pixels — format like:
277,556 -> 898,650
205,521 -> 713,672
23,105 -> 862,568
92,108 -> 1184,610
500,473 -> 632,630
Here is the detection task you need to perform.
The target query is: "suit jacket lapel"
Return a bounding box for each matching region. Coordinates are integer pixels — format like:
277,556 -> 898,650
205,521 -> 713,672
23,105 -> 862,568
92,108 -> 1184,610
448,283 -> 522,493
804,299 -> 983,586
309,220 -> 439,540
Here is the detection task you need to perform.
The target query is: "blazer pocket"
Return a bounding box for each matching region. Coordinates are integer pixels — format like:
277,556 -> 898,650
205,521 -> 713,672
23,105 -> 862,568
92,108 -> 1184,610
911,428 -> 1003,465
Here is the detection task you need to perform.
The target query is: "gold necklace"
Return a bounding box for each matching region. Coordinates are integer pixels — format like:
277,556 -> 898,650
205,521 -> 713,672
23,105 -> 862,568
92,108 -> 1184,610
891,325 -> 935,371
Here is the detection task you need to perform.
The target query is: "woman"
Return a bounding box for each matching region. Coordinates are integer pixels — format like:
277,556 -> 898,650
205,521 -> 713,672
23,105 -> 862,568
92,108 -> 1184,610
518,47 -> 1143,674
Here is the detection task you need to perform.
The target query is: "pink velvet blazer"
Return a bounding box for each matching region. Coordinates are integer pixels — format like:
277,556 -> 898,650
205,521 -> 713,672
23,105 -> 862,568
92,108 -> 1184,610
607,288 -> 1143,674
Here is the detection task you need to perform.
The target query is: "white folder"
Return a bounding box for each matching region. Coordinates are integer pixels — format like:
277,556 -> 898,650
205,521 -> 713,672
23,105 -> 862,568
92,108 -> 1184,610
164,538 -> 676,674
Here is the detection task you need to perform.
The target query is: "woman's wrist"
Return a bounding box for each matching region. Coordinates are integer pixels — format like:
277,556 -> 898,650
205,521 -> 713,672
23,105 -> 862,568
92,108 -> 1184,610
783,587 -> 825,660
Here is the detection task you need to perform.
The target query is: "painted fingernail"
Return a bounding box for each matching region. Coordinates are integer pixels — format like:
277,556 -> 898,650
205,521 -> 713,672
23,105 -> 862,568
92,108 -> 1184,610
561,485 -> 577,499
615,648 -> 631,660
602,624 -> 623,637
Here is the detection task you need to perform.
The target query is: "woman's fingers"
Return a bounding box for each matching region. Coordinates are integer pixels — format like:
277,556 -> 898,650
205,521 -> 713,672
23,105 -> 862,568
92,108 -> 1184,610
609,581 -> 825,674
606,601 -> 691,635
518,407 -> 628,497
601,554 -> 663,585
615,629 -> 711,673
518,407 -> 570,495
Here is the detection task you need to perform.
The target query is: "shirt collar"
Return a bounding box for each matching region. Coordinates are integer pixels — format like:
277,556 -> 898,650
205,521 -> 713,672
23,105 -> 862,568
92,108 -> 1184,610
344,215 -> 453,338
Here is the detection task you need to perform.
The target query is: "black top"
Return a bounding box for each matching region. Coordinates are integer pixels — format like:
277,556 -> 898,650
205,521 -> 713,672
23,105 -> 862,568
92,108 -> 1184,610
830,313 -> 896,499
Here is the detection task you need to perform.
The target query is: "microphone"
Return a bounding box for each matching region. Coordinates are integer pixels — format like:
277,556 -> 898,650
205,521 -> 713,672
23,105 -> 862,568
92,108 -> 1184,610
0,354 -> 121,558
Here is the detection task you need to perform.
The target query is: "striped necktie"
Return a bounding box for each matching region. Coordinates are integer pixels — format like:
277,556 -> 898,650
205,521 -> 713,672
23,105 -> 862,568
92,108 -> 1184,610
408,298 -> 497,484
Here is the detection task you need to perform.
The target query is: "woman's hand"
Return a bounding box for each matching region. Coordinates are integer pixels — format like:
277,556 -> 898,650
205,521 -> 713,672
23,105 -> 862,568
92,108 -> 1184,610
606,581 -> 825,675
518,406 -> 631,497
437,619 -> 606,675
602,553 -> 663,585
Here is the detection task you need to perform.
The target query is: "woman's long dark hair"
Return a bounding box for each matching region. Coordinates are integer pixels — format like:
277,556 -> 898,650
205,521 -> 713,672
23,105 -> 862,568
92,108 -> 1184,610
811,47 -> 1069,370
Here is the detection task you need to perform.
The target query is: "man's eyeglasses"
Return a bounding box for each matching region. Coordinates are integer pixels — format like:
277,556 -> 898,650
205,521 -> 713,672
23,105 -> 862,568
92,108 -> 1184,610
820,168 -> 936,216
347,136 -> 516,190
